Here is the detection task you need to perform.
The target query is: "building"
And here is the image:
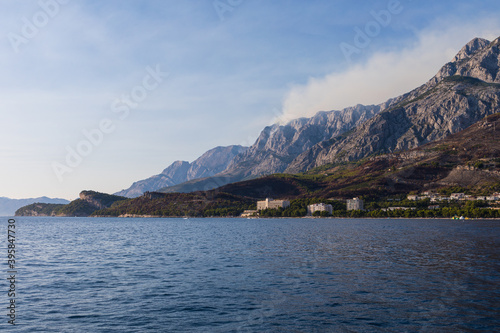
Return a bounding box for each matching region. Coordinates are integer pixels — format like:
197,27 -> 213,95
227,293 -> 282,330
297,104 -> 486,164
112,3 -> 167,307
450,193 -> 465,200
407,195 -> 419,201
347,197 -> 364,211
307,203 -> 333,215
381,207 -> 416,212
241,210 -> 258,217
256,198 -> 290,211
431,196 -> 450,202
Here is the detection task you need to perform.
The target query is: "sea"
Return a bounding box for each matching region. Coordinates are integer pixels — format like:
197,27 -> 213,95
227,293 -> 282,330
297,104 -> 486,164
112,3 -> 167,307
1,217 -> 499,332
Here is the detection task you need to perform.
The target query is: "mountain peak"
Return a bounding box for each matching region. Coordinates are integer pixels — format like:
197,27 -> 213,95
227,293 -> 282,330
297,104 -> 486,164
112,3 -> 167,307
432,36 -> 500,84
452,37 -> 490,62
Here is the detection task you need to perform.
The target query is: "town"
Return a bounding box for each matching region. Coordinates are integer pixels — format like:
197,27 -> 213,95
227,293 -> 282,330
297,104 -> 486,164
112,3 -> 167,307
240,192 -> 500,218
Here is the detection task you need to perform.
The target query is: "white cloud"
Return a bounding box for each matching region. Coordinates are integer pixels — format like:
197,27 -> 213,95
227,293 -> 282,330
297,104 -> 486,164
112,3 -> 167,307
278,18 -> 500,123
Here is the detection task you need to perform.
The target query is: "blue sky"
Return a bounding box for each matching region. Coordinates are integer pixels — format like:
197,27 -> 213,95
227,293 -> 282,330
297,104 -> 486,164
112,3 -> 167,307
1,0 -> 499,200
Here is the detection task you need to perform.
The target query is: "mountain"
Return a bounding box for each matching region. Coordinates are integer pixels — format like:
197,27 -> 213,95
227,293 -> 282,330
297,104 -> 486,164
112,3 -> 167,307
16,191 -> 127,217
115,145 -> 248,198
158,105 -> 382,193
286,36 -> 500,172
207,112 -> 500,201
222,104 -> 382,178
158,36 -> 500,194
158,104 -> 387,194
19,112 -> 500,219
88,112 -> 500,218
0,196 -> 69,216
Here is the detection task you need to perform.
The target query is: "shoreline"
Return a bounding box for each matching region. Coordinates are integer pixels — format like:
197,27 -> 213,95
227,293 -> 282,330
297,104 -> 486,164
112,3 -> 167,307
17,215 -> 500,220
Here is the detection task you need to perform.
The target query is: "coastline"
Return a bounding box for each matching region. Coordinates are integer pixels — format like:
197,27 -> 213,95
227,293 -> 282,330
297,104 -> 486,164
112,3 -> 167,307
80,215 -> 500,220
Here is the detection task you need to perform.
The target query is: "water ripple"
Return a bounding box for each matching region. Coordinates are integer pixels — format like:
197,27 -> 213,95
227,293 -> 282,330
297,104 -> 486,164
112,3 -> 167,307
2,217 -> 498,332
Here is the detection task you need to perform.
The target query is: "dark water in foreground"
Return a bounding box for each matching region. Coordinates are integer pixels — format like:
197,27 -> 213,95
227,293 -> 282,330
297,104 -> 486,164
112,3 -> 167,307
1,217 -> 499,332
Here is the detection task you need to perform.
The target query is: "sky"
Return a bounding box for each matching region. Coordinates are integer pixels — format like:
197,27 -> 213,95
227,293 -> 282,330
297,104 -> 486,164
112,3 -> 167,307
0,0 -> 499,200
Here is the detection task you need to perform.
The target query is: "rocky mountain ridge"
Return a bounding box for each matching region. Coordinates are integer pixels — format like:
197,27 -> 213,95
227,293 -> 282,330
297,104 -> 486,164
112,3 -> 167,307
115,145 -> 247,198
157,36 -> 500,193
285,36 -> 500,172
113,36 -> 500,196
221,104 -> 382,178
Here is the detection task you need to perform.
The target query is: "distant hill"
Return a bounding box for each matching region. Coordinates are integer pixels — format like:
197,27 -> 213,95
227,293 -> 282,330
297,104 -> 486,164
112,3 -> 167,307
15,191 -> 127,217
0,196 -> 69,216
92,191 -> 255,218
14,203 -> 67,217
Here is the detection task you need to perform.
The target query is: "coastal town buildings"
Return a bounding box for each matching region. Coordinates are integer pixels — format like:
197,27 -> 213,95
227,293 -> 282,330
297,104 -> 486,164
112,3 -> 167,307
347,197 -> 364,211
450,193 -> 466,200
409,192 -> 500,202
381,207 -> 416,212
257,198 -> 290,211
307,203 -> 333,215
241,210 -> 258,217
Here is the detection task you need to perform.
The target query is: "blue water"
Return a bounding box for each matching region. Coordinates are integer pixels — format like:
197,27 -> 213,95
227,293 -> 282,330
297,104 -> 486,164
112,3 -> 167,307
1,217 -> 499,332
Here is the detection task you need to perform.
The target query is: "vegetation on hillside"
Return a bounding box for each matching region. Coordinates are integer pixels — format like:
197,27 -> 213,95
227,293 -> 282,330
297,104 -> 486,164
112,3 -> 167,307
15,203 -> 66,216
57,199 -> 104,217
92,191 -> 255,217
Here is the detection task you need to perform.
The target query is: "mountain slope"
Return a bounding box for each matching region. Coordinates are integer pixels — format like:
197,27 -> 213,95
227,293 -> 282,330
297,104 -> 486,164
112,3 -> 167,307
115,145 -> 247,198
286,36 -> 500,173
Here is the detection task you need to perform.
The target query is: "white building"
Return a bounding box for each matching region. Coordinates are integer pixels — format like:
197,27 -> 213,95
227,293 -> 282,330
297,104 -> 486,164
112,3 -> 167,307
256,198 -> 290,211
431,196 -> 450,202
241,210 -> 258,217
407,195 -> 419,201
450,193 -> 465,200
347,197 -> 364,211
307,203 -> 333,215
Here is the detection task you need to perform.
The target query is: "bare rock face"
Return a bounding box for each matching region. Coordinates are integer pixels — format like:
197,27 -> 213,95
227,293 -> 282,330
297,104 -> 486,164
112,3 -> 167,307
285,36 -> 500,173
115,145 -> 247,198
220,104 -> 382,179
452,37 -> 491,62
186,145 -> 247,180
